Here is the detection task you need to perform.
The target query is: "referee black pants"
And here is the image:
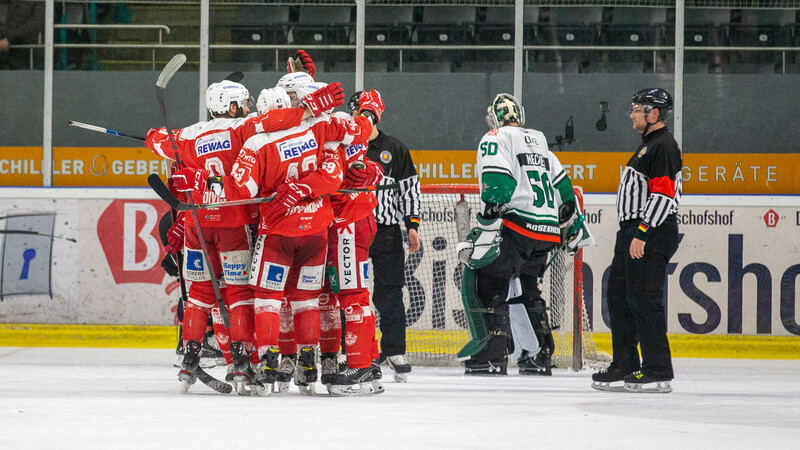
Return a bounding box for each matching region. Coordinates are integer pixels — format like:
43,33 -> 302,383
369,224 -> 407,357
607,215 -> 679,379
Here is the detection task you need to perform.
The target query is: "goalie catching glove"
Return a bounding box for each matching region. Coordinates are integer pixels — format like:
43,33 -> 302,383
456,215 -> 503,269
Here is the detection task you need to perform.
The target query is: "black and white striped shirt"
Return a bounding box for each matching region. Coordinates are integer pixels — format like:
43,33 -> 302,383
366,131 -> 421,230
616,127 -> 682,239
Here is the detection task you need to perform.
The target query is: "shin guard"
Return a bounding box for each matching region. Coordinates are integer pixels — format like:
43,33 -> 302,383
342,303 -> 375,369
293,307 -> 321,348
182,303 -> 210,343
254,296 -> 281,358
278,299 -> 297,355
210,307 -> 233,365
319,292 -> 341,354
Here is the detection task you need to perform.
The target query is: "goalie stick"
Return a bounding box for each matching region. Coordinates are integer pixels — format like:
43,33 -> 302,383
148,173 -> 397,212
156,53 -> 230,329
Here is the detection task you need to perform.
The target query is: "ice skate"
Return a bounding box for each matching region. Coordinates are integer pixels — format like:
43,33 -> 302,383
328,367 -> 376,396
464,358 -> 508,376
517,349 -> 552,376
590,365 -> 630,392
294,346 -> 318,396
371,359 -> 385,394
201,330 -> 225,367
275,353 -> 297,393
623,371 -> 673,393
230,341 -> 257,396
386,354 -> 412,383
173,339 -> 184,369
178,340 -> 202,394
320,352 -> 338,386
253,347 -> 280,396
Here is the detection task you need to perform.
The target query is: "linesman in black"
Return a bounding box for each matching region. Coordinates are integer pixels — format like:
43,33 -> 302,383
592,88 -> 682,394
348,91 -> 421,382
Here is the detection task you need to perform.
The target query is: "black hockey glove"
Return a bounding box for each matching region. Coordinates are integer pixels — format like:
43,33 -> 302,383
161,252 -> 180,278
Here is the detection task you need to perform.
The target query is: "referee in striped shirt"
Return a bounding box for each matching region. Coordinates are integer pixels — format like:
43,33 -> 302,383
349,91 -> 421,380
593,88 -> 682,392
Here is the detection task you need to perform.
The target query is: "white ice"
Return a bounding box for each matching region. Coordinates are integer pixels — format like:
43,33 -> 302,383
1,347 -> 798,449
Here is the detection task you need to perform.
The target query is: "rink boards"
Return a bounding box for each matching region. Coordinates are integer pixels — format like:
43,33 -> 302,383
0,190 -> 798,358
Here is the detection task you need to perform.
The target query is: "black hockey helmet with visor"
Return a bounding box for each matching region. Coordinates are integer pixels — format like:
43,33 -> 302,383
629,88 -> 672,121
348,90 -> 364,114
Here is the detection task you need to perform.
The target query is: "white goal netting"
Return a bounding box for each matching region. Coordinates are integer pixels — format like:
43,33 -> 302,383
372,184 -> 607,370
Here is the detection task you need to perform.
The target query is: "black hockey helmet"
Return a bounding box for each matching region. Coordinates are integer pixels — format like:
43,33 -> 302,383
631,88 -> 672,121
348,90 -> 364,114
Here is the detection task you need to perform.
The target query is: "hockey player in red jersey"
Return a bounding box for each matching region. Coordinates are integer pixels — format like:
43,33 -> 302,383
146,79 -> 345,394
323,100 -> 386,396
176,83 -> 379,396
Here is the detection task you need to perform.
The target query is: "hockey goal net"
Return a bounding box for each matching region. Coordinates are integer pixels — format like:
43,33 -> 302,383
381,184 -> 607,370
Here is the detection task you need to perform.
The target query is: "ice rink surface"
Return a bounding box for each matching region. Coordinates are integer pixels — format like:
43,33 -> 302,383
0,347 -> 798,449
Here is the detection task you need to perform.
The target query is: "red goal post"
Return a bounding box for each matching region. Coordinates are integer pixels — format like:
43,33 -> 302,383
387,184 -> 607,370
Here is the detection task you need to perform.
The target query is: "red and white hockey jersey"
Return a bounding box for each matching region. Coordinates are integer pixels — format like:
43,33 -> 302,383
145,107 -> 307,228
222,114 -> 374,237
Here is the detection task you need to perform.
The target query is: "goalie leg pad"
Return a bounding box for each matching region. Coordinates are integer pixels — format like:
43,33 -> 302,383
457,267 -> 512,362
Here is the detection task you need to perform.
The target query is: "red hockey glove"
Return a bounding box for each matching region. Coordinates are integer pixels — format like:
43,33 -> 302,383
358,90 -> 385,124
274,178 -> 313,212
165,211 -> 185,255
344,160 -> 383,189
172,168 -> 209,193
302,82 -> 345,117
287,49 -> 316,79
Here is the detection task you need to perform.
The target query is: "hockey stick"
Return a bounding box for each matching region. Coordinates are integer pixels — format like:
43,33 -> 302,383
148,173 -> 397,212
156,54 -> 230,329
0,230 -> 77,242
196,367 -> 233,394
68,121 -> 145,142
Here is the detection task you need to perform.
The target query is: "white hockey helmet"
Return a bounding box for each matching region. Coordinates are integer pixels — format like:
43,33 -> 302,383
206,80 -> 250,116
276,72 -> 315,93
486,93 -> 525,129
256,86 -> 291,115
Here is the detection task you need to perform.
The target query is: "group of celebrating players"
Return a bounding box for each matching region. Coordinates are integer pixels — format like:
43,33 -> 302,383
146,50 -> 389,396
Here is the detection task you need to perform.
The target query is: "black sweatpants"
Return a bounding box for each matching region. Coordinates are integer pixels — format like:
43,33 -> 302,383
607,215 -> 679,379
369,224 -> 407,357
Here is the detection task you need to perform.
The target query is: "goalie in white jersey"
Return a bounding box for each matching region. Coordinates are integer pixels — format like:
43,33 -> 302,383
458,93 -> 587,376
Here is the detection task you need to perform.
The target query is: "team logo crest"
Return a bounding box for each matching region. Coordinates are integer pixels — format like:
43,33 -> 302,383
380,150 -> 392,164
638,146 -> 648,157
